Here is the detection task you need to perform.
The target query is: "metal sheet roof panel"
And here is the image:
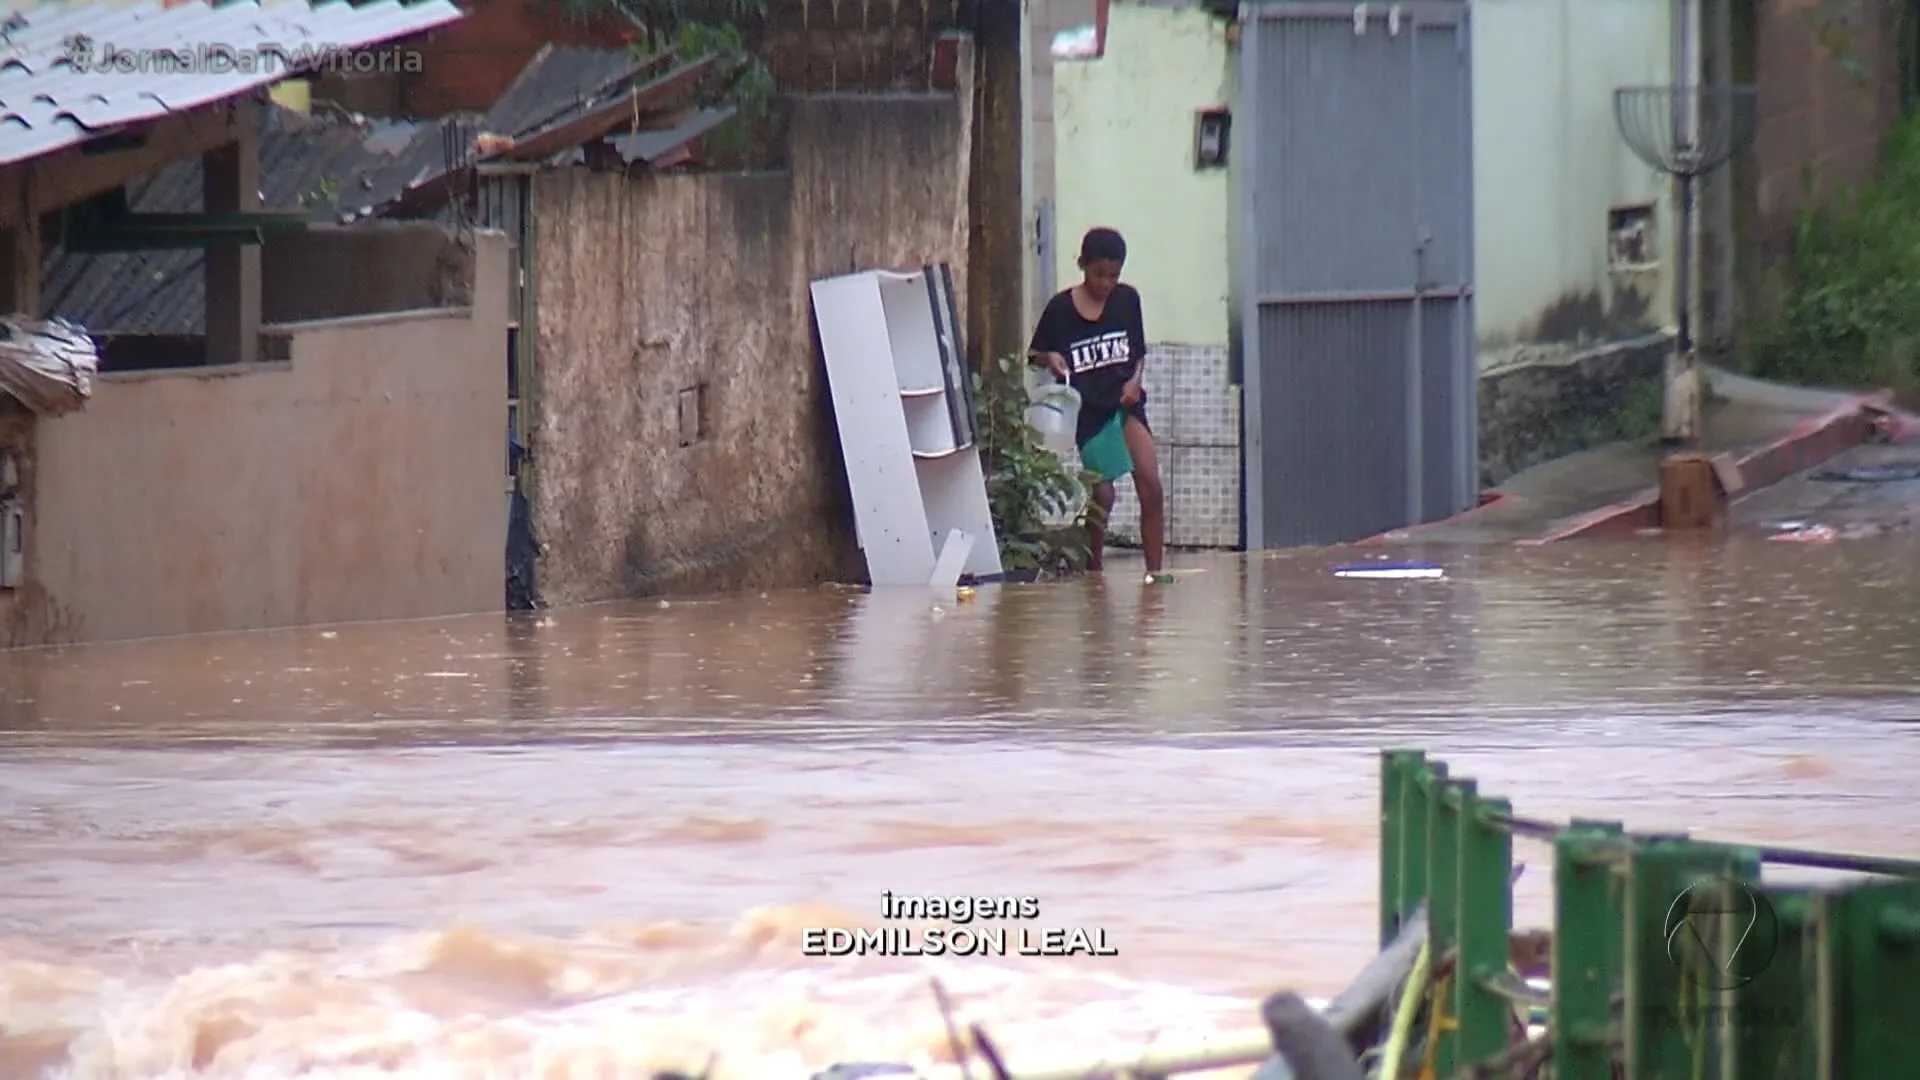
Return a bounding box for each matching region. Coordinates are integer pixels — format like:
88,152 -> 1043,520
0,0 -> 463,166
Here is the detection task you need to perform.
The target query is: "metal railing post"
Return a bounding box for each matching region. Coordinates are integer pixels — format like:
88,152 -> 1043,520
1426,763 -> 1459,1074
1812,878 -> 1920,1077
1622,840 -> 1760,1079
1380,749 -> 1421,945
1551,820 -> 1627,1080
1455,781 -> 1514,1068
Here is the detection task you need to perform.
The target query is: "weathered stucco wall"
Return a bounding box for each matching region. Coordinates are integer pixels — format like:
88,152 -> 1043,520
4,233 -> 510,647
530,93 -> 971,604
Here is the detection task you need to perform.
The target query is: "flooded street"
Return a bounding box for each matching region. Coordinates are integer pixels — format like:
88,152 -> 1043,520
2,539 -> 1918,1079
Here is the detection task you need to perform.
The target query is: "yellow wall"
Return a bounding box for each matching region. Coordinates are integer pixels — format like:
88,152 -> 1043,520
1052,3 -> 1231,349
1051,0 -> 1678,365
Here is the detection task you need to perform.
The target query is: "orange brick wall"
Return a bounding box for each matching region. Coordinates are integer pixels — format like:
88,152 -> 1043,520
402,0 -> 627,117
399,0 -> 969,117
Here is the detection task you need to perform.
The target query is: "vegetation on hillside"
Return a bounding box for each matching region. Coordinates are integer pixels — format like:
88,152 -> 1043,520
1746,112 -> 1920,391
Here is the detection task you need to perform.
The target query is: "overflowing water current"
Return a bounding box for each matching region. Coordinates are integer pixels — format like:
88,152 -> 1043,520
3,541 -> 1917,1078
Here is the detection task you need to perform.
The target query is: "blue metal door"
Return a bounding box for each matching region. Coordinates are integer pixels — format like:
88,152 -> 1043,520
1237,0 -> 1478,547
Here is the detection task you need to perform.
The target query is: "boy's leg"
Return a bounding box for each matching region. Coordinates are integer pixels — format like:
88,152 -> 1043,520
1087,479 -> 1117,572
1122,413 -> 1166,574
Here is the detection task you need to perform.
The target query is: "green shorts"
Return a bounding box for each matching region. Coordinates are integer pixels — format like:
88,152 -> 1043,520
1079,411 -> 1134,482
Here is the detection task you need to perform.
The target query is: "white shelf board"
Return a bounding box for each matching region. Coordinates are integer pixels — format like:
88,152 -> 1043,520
915,451 -> 1003,580
902,393 -> 959,458
879,273 -> 946,396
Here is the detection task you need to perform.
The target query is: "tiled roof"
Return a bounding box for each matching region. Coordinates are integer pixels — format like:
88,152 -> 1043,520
40,103 -> 436,334
0,0 -> 465,167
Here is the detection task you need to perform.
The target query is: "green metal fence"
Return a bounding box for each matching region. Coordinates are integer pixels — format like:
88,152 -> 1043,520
1380,748 -> 1920,1079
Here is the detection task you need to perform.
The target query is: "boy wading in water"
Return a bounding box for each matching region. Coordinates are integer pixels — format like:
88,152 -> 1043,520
1027,227 -> 1170,583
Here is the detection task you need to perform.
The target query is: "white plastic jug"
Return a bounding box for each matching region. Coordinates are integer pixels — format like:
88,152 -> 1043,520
1026,381 -> 1081,457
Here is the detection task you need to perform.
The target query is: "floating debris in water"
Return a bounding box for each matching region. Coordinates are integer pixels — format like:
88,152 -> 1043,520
1809,462 -> 1920,483
811,1065 -> 920,1080
1332,562 -> 1444,580
1771,524 -> 1837,543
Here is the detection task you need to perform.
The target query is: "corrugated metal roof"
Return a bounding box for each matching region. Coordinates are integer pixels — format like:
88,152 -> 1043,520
483,44 -> 655,143
607,105 -> 737,165
41,103 -> 436,334
0,0 -> 465,167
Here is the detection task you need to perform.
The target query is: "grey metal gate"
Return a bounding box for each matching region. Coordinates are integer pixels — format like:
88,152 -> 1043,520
1237,0 -> 1477,548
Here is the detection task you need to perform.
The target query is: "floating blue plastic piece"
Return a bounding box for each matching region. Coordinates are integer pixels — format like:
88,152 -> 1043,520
1331,562 -> 1444,580
810,1065 -> 920,1080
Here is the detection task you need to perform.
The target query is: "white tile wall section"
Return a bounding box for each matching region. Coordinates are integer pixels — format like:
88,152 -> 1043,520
1093,344 -> 1241,549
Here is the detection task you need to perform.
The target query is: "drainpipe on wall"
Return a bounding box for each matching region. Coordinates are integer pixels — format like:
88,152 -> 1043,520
1665,0 -> 1706,444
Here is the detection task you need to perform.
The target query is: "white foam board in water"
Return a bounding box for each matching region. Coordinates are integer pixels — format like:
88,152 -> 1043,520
1332,563 -> 1445,580
927,529 -> 974,590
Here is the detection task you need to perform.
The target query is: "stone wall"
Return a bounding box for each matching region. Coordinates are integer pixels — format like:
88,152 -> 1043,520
528,92 -> 973,603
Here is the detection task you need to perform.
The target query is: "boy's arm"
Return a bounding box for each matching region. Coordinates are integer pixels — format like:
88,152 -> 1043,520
1125,288 -> 1148,383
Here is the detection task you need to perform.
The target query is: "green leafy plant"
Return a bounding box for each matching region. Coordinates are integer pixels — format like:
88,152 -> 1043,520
554,0 -> 775,156
1746,111 -> 1920,391
972,354 -> 1102,577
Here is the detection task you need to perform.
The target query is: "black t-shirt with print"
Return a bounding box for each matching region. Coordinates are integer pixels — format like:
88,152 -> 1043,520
1027,283 -> 1147,447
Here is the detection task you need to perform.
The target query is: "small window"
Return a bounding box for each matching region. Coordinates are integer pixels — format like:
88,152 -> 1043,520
1608,204 -> 1656,269
1195,108 -> 1232,169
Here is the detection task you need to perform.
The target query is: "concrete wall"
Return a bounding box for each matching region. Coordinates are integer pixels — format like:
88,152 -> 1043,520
0,233 -> 510,647
1050,0 -> 1677,357
1052,4 -> 1231,350
1046,3 -> 1239,548
262,225 -> 477,325
528,93 -> 972,604
1470,0 -> 1679,483
1025,0 -> 1100,330
1038,0 -> 1685,508
1471,0 -> 1675,356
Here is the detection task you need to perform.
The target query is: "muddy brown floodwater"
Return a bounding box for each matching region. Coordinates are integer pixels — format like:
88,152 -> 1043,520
2,540 -> 1918,1080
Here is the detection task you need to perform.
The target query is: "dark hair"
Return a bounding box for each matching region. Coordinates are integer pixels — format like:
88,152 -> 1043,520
1079,227 -> 1127,265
